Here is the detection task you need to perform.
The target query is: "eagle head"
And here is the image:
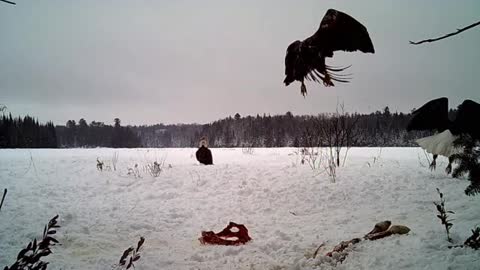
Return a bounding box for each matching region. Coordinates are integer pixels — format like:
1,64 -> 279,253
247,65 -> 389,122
284,40 -> 302,86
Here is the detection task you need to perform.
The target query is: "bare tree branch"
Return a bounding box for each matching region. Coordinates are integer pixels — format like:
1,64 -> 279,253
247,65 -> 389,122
0,0 -> 16,5
410,20 -> 480,45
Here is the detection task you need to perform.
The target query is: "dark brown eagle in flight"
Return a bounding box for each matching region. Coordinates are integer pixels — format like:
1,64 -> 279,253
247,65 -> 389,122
284,9 -> 375,96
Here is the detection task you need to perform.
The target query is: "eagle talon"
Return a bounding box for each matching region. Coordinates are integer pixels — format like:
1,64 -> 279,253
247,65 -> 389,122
301,83 -> 307,97
445,163 -> 452,174
323,74 -> 335,87
429,160 -> 436,171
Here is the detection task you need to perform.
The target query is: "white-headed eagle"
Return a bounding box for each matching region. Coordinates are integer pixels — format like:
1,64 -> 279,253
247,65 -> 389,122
283,9 -> 375,96
407,97 -> 480,172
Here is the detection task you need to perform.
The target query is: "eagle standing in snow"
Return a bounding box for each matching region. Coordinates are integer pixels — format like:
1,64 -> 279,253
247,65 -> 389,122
407,97 -> 480,172
283,9 -> 375,96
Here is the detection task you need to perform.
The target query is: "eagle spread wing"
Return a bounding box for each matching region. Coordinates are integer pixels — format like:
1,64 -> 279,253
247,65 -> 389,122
453,99 -> 480,139
407,97 -> 449,132
306,9 -> 375,56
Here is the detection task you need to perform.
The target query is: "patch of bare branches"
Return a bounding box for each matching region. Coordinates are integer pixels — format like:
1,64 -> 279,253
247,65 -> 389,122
97,158 -> 104,171
145,160 -> 164,178
4,215 -> 60,270
319,102 -> 360,168
242,143 -> 255,155
294,103 -> 359,182
127,164 -> 141,178
410,20 -> 480,45
298,125 -> 323,170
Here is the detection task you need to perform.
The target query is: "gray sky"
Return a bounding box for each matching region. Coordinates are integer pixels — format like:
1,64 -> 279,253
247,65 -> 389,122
1,0 -> 479,125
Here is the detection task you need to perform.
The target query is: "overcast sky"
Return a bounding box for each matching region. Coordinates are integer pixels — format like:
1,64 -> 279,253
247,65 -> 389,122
1,0 -> 479,125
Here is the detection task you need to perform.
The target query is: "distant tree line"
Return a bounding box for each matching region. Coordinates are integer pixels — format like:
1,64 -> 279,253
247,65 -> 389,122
55,118 -> 141,148
0,114 -> 57,148
1,107 -> 458,148
133,107 -> 453,148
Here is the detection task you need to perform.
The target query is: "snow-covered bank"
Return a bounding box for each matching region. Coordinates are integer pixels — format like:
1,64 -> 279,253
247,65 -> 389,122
0,148 -> 478,269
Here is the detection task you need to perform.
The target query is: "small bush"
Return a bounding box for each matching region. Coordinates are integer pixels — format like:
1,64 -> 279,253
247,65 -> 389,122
127,164 -> 141,178
145,161 -> 163,178
96,158 -> 104,171
464,227 -> 480,250
113,237 -> 145,270
4,215 -> 60,270
433,188 -> 454,242
450,135 -> 480,196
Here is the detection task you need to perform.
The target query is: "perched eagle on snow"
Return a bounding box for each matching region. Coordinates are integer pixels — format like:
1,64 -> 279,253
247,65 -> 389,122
407,97 -> 480,172
283,9 -> 375,96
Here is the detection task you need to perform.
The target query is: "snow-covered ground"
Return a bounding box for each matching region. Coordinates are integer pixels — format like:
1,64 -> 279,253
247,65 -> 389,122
0,148 -> 478,270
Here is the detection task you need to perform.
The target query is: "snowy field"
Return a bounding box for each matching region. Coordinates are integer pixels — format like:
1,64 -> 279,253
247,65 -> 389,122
0,148 -> 479,270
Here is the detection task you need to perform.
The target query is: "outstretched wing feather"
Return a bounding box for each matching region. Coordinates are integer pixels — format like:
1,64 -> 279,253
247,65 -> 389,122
454,99 -> 480,139
307,9 -> 375,55
407,97 -> 449,132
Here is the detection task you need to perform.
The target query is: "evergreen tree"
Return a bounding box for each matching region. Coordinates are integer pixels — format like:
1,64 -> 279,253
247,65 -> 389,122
450,136 -> 480,196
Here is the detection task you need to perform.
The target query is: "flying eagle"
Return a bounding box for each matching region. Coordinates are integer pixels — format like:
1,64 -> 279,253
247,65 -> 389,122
283,9 -> 375,96
407,97 -> 480,172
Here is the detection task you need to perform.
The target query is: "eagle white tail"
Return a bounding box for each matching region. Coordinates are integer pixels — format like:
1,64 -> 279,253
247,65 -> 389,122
415,130 -> 462,157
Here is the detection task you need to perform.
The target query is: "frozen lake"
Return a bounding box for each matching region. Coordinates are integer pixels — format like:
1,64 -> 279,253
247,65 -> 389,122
0,148 -> 478,270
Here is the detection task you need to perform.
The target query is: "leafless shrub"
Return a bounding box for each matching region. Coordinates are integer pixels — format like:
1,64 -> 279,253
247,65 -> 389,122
322,150 -> 337,183
299,125 -> 323,170
319,102 -> 359,168
113,237 -> 145,270
303,147 -> 323,170
366,148 -> 383,168
127,164 -> 141,178
145,161 -> 163,178
242,143 -> 255,155
4,215 -> 60,270
97,158 -> 104,171
434,188 -> 454,243
143,154 -> 167,178
296,102 -> 358,182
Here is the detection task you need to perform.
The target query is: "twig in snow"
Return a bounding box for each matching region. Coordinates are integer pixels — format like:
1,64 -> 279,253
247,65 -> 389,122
312,242 -> 325,258
113,237 -> 145,270
0,188 -> 6,212
434,188 -> 454,243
